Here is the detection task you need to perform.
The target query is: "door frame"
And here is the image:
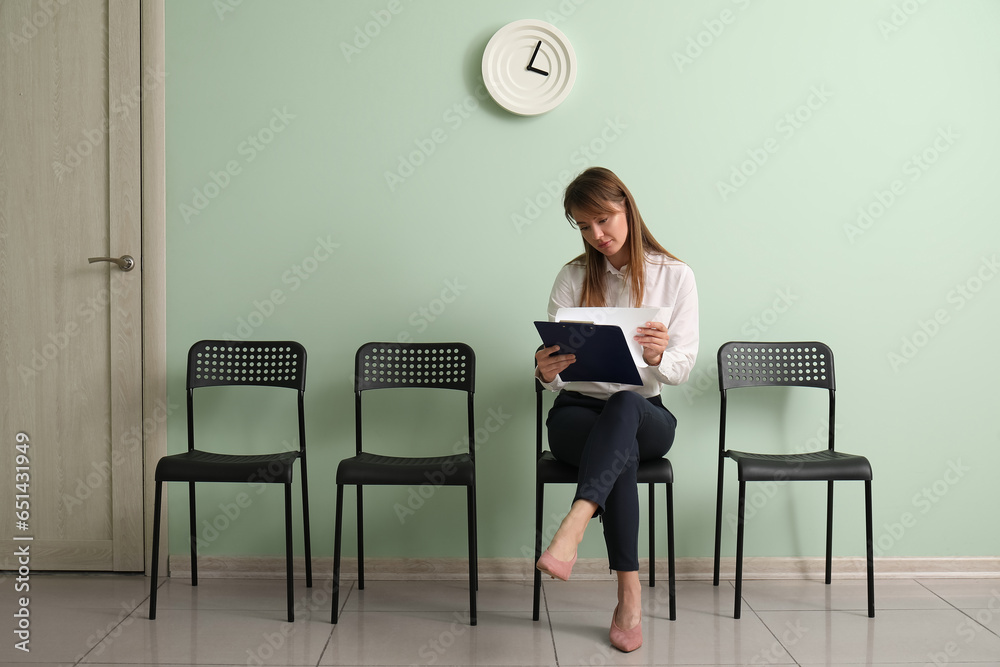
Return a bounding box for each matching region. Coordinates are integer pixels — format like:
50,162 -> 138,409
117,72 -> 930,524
141,0 -> 167,576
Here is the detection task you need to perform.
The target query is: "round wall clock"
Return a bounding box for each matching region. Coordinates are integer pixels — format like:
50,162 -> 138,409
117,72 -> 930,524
481,19 -> 577,116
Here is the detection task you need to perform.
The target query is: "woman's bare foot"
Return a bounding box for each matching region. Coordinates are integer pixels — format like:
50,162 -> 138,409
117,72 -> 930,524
615,570 -> 642,630
545,499 -> 597,561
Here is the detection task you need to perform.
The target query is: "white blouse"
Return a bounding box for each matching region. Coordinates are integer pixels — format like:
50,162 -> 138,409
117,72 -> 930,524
539,252 -> 699,400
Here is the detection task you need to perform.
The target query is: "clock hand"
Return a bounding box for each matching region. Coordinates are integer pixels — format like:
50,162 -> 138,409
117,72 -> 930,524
526,40 -> 549,76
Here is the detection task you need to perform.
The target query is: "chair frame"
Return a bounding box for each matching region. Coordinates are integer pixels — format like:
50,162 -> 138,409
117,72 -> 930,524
332,342 -> 478,625
149,340 -> 312,622
711,341 -> 874,619
532,380 -> 676,622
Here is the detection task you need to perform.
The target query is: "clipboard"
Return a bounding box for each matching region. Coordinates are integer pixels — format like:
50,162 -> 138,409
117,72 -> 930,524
534,321 -> 643,385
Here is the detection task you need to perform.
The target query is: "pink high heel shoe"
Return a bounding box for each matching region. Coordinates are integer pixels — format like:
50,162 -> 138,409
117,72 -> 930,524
535,549 -> 577,581
610,605 -> 642,652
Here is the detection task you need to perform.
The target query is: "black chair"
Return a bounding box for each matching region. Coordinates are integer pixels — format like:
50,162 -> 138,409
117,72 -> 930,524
332,342 -> 478,625
532,380 -> 676,622
149,340 -> 312,622
712,341 -> 874,619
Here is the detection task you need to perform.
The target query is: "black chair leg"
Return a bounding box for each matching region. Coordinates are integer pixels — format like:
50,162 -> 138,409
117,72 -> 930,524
188,482 -> 198,586
300,457 -> 313,588
284,484 -> 294,623
149,481 -> 163,620
356,485 -> 365,590
734,480 -> 746,619
713,456 -> 725,586
666,481 -> 676,621
471,482 -> 479,592
467,485 -> 477,626
648,482 -> 655,588
532,480 -> 544,622
332,484 -> 343,624
866,480 -> 875,618
826,480 -> 834,585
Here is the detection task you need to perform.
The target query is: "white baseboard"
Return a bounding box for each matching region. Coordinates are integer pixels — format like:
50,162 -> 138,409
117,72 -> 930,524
166,556 -> 1000,580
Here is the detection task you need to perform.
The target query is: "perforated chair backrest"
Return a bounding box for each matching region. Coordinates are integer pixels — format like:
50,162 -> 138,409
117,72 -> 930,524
188,341 -> 307,391
717,341 -> 836,453
718,341 -> 835,391
185,340 -> 308,455
355,342 -> 475,392
354,342 -> 476,459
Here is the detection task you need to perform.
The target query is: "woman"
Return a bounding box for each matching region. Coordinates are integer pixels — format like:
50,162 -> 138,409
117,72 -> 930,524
534,167 -> 698,653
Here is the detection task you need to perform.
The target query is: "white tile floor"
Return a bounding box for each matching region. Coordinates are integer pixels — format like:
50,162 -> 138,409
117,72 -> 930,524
2,573 -> 1000,666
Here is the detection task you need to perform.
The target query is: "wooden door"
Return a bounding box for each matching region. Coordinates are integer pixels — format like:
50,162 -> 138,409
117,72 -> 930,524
1,0 -> 145,570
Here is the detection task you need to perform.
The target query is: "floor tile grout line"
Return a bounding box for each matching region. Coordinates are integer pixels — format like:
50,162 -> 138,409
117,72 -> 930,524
912,575 -> 1000,636
321,578 -> 355,666
738,584 -> 797,665
26,576 -> 1000,666
749,606 -> 805,667
316,579 -> 339,667
71,593 -> 147,666
541,581 -> 561,667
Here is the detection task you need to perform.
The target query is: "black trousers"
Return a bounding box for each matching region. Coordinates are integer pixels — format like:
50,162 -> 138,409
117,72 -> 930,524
546,390 -> 676,572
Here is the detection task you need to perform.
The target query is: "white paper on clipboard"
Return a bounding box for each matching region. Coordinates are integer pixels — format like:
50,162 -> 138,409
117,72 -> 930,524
555,307 -> 672,369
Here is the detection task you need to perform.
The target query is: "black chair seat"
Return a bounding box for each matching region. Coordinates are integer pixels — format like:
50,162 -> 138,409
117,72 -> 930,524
713,341 -> 874,620
333,342 -> 478,626
536,452 -> 578,483
149,340 -> 312,624
537,451 -> 674,485
336,452 -> 474,486
155,449 -> 299,484
637,457 -> 674,484
532,380 -> 676,622
728,449 -> 872,482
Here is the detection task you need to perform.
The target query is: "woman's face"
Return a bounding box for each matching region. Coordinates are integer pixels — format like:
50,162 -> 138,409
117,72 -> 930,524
571,201 -> 630,269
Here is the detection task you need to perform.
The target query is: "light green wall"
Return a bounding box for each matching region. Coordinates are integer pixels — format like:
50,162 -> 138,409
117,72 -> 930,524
164,0 -> 1000,561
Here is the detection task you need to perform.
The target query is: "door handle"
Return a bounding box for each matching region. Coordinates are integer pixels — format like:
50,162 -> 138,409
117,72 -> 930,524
88,255 -> 135,272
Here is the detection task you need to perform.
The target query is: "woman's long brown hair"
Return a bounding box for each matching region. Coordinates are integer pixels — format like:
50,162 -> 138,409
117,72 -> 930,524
563,167 -> 679,307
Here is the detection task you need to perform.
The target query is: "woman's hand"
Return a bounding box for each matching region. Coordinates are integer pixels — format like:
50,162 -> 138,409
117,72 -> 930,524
535,345 -> 575,384
636,321 -> 669,366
